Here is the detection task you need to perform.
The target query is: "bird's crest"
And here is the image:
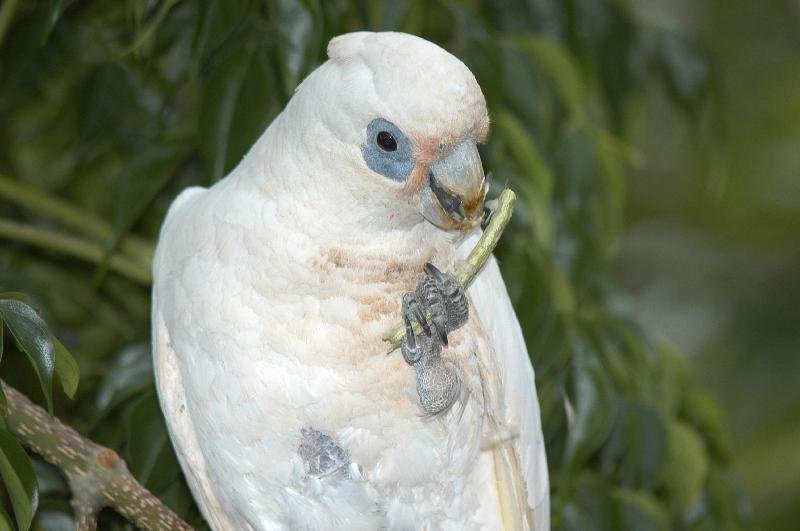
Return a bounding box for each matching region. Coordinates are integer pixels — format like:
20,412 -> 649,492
327,31 -> 369,63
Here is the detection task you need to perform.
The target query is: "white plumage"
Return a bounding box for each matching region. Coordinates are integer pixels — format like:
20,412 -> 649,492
152,31 -> 549,530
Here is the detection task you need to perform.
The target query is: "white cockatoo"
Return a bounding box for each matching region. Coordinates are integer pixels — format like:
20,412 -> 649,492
152,31 -> 549,530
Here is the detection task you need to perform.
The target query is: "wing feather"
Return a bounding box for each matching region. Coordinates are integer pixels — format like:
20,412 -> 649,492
152,187 -> 241,530
458,232 -> 550,530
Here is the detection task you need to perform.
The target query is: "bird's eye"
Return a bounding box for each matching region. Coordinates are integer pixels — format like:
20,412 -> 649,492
376,131 -> 397,152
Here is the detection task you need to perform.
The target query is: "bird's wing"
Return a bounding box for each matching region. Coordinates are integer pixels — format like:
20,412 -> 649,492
458,231 -> 550,530
151,186 -> 240,530
152,184 -> 381,531
153,307 -> 240,530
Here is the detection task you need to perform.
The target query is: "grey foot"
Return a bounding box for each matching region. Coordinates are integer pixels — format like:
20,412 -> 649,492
399,263 -> 468,415
417,263 -> 468,343
400,292 -> 437,365
416,356 -> 461,416
400,263 -> 469,362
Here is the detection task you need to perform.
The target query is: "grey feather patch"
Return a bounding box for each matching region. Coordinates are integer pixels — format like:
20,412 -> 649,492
298,427 -> 351,480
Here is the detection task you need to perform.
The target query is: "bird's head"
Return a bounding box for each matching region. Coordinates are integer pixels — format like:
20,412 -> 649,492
271,32 -> 490,234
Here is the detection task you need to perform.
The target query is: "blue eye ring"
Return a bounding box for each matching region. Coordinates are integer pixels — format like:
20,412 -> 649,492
361,118 -> 414,182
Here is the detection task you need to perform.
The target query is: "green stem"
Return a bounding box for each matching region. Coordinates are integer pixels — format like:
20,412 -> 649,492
0,219 -> 151,285
0,175 -> 154,265
382,188 -> 517,346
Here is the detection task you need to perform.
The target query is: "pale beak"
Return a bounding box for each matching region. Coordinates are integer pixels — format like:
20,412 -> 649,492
420,140 -> 487,231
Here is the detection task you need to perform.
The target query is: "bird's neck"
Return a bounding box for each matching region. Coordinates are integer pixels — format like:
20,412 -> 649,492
226,103 -> 466,296
304,223 -> 458,288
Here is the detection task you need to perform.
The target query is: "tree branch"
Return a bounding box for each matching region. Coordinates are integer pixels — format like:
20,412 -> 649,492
382,188 -> 517,346
1,381 -> 193,531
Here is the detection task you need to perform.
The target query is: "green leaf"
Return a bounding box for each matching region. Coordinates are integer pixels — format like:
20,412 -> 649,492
655,29 -> 709,112
548,260 -> 576,316
273,0 -> 321,95
662,420 -> 709,517
0,506 -> 13,531
682,388 -> 733,462
225,50 -> 275,172
368,0 -> 410,30
199,41 -> 261,182
705,466 -> 746,529
53,337 -> 79,399
0,299 -> 54,412
446,2 -> 500,82
198,39 -> 274,183
660,347 -> 690,417
494,110 -> 553,202
561,473 -> 617,531
505,35 -> 587,123
499,48 -> 554,136
123,391 -> 178,492
589,128 -> 627,254
40,0 -> 76,45
94,343 -> 153,417
0,292 -> 31,303
0,324 -> 5,413
627,403 -> 668,486
601,401 -> 668,490
563,337 -> 618,471
125,0 -> 183,55
494,110 -> 554,251
108,138 -> 192,251
611,489 -> 670,531
193,0 -> 252,67
0,429 -> 38,531
682,388 -> 732,462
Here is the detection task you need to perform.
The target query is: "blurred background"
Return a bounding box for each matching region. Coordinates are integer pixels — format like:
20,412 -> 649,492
0,0 -> 797,529
620,1 -> 800,529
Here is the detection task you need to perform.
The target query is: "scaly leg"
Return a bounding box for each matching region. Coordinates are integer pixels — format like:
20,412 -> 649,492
399,263 -> 470,415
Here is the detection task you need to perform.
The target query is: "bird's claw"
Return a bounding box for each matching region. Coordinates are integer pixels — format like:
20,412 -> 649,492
420,262 -> 468,336
400,263 -> 468,357
399,263 -> 469,415
401,293 -> 435,364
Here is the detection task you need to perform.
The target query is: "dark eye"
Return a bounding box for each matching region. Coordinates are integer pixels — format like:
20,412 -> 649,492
376,131 -> 397,152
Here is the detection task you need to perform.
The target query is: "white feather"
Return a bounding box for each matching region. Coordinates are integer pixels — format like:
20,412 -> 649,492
457,232 -> 551,530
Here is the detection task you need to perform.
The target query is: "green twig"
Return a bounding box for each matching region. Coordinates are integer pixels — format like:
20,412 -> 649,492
383,188 -> 517,346
0,219 -> 151,285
